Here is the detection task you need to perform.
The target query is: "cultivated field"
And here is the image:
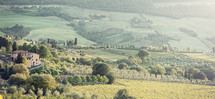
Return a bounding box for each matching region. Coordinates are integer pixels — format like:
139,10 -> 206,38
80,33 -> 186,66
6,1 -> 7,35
70,79 -> 215,99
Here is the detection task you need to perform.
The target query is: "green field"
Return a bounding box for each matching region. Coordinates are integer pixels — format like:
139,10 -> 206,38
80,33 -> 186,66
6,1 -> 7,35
70,79 -> 215,99
60,6 -> 214,51
0,7 -> 95,45
0,5 -> 214,51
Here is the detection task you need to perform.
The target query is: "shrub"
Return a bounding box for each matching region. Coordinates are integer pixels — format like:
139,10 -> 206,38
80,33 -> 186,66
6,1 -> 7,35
91,75 -> 98,83
106,73 -> 115,84
86,75 -> 92,82
92,62 -> 111,76
11,64 -> 29,75
7,86 -> 17,94
72,76 -> 82,85
8,73 -> 27,85
118,63 -> 128,69
27,74 -> 57,90
114,89 -> 136,99
79,58 -> 92,66
62,78 -> 68,85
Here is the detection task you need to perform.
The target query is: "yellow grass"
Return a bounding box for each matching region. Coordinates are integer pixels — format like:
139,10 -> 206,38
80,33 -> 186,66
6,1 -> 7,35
184,53 -> 215,62
70,79 -> 215,99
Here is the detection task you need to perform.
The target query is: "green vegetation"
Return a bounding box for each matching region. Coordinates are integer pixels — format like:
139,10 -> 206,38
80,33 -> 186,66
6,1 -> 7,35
1,1 -> 215,99
0,24 -> 31,38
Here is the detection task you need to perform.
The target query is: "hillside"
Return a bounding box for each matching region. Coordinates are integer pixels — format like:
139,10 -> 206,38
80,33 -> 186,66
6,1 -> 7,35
0,4 -> 214,51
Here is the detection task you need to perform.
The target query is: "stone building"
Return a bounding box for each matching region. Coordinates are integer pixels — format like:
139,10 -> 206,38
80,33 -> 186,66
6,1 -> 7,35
10,50 -> 40,68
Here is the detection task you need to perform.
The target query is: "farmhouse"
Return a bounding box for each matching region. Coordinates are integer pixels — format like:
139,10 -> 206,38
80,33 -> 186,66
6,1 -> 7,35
10,50 -> 41,68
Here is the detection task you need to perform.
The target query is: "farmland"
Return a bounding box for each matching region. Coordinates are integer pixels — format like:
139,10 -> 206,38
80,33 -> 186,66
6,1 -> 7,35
0,6 -> 95,45
0,5 -> 214,51
70,79 -> 215,99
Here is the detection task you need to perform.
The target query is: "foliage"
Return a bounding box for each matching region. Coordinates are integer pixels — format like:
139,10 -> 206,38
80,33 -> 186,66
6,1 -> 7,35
106,73 -> 115,84
11,64 -> 29,75
114,89 -> 136,99
137,49 -> 150,61
79,58 -> 92,66
27,74 -> 57,90
7,86 -> 17,94
117,59 -> 132,66
12,41 -> 18,51
72,76 -> 82,85
0,36 -> 12,52
38,45 -> 51,58
93,57 -> 104,63
118,63 -> 128,70
15,53 -> 28,66
92,62 -> 111,76
0,24 -> 31,38
150,64 -> 166,75
8,73 -> 27,86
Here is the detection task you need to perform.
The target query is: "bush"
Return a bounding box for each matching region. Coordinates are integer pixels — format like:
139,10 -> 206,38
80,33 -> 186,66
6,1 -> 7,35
103,76 -> 109,83
97,74 -> 103,82
79,58 -> 92,66
8,73 -> 27,85
7,86 -> 17,94
91,75 -> 98,83
106,73 -> 115,84
117,59 -> 132,66
18,87 -> 26,95
137,49 -> 150,61
12,64 -> 29,75
72,76 -> 82,85
92,62 -> 111,76
118,63 -> 128,69
53,90 -> 60,96
86,75 -> 92,82
93,57 -> 104,63
61,78 -> 68,85
27,74 -> 57,89
81,76 -> 87,83
114,89 -> 136,99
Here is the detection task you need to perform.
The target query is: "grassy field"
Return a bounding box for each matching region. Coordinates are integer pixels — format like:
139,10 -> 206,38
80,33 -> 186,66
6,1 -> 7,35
86,49 -> 180,61
86,49 -> 128,61
0,7 -> 95,45
0,5 -> 214,51
62,5 -> 214,51
70,79 -> 215,99
184,53 -> 215,62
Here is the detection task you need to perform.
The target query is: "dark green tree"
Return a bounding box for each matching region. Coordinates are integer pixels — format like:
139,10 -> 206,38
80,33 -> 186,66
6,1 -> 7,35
74,38 -> 77,45
137,49 -> 150,61
86,75 -> 92,82
27,74 -> 57,90
62,78 -> 69,85
30,45 -> 39,53
15,53 -> 28,66
38,45 -> 51,58
150,64 -> 166,76
91,75 -> 98,83
22,43 -> 28,51
106,73 -> 115,84
72,76 -> 82,85
114,89 -> 136,99
12,41 -> 18,51
92,62 -> 111,76
8,73 -> 27,85
118,63 -> 128,69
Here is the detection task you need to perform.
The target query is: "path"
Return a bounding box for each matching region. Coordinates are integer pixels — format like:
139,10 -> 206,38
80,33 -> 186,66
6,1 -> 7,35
29,61 -> 44,71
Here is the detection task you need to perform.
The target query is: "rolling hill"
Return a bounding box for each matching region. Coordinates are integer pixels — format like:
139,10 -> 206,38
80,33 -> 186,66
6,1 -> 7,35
0,3 -> 214,51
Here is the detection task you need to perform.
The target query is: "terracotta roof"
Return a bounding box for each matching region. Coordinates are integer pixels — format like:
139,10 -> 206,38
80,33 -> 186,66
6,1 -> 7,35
11,50 -> 28,54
